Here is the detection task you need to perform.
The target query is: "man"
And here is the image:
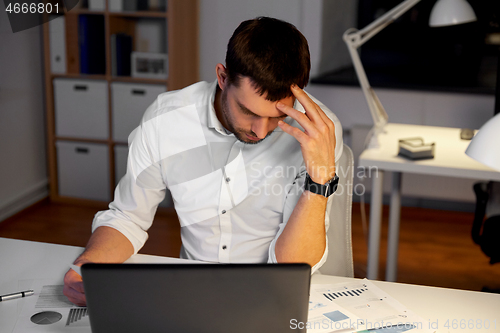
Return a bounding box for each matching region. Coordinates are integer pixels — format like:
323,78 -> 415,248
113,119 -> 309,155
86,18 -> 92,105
64,16 -> 343,306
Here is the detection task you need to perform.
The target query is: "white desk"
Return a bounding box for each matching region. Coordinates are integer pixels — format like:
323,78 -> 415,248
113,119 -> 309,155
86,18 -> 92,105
359,123 -> 500,281
0,238 -> 190,333
1,237 -> 499,333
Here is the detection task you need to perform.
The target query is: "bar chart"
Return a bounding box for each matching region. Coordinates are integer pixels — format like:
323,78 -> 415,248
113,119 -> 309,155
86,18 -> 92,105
323,287 -> 368,301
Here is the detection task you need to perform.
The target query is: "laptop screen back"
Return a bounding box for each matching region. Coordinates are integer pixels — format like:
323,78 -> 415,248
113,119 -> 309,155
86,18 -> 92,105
82,263 -> 310,333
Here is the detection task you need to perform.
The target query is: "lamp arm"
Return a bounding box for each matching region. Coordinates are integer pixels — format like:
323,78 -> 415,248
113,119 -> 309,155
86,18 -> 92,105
343,34 -> 388,129
342,0 -> 421,143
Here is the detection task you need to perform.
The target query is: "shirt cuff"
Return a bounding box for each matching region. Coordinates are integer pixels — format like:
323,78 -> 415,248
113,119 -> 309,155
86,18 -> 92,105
267,235 -> 328,275
310,238 -> 328,274
91,210 -> 149,254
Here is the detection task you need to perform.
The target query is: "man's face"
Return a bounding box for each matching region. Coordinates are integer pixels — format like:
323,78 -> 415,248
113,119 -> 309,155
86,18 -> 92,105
219,77 -> 295,144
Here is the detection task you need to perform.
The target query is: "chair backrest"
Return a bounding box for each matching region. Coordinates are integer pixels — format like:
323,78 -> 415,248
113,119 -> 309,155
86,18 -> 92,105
319,144 -> 354,277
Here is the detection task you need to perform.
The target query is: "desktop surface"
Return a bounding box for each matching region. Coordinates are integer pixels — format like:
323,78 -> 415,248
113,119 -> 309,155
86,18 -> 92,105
1,237 -> 499,333
359,123 -> 500,181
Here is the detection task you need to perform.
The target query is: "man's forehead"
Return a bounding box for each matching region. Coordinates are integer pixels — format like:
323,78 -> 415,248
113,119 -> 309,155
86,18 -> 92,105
230,78 -> 294,117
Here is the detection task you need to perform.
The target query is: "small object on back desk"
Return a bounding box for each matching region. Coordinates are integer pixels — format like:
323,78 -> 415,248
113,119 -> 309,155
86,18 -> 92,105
398,137 -> 435,160
460,128 -> 475,140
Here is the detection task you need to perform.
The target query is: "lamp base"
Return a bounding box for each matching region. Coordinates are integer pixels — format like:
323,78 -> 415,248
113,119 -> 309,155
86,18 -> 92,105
365,124 -> 387,150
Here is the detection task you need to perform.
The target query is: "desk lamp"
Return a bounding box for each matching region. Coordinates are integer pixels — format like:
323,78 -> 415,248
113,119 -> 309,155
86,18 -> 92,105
465,113 -> 500,171
343,0 -> 477,148
466,113 -> 500,265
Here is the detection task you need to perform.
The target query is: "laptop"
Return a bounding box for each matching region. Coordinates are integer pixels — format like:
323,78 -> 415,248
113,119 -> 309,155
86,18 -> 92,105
81,263 -> 311,333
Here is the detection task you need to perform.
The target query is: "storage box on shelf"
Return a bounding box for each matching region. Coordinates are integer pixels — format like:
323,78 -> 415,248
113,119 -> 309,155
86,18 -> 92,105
112,82 -> 167,142
57,141 -> 110,201
42,0 -> 198,206
54,79 -> 109,140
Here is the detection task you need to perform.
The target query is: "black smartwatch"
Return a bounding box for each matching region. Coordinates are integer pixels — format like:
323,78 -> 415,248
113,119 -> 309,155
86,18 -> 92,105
304,173 -> 339,197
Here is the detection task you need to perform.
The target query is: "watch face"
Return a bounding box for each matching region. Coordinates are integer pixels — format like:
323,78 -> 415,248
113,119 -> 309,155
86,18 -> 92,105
328,176 -> 339,195
323,175 -> 339,186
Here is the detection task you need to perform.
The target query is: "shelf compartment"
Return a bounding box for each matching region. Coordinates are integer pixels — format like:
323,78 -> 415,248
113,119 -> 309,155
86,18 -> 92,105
57,141 -> 111,201
54,78 -> 109,140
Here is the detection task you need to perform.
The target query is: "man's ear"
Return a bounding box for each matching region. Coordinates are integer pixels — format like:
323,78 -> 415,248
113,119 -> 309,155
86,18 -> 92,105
216,63 -> 228,91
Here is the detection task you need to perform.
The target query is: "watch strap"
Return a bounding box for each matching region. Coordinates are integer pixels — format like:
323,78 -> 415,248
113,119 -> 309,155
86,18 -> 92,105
304,173 -> 339,197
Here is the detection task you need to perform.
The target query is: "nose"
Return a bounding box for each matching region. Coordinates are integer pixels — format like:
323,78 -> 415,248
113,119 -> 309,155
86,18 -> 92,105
251,117 -> 272,139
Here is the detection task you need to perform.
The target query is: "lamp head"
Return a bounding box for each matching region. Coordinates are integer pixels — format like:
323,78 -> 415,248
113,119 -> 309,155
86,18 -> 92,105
466,113 -> 500,172
429,0 -> 477,27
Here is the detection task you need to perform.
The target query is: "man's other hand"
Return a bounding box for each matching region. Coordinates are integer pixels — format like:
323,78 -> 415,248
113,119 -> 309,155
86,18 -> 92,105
63,266 -> 86,306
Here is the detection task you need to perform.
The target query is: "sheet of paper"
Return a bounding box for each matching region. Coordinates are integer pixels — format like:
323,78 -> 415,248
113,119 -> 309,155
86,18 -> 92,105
309,279 -> 435,333
69,265 -> 81,277
305,291 -> 361,332
13,278 -> 91,333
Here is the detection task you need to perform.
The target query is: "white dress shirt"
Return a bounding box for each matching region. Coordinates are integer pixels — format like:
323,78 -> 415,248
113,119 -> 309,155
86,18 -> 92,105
92,80 -> 343,273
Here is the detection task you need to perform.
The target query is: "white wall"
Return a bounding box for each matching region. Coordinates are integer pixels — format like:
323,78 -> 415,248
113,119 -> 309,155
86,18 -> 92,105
198,0 -> 324,81
0,2 -> 48,221
306,85 -> 495,130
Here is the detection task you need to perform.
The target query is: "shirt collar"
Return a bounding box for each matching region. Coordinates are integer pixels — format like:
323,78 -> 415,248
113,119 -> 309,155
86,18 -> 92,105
207,80 -> 232,136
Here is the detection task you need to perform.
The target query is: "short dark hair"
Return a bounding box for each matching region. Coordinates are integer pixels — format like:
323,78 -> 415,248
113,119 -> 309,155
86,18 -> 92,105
225,17 -> 311,101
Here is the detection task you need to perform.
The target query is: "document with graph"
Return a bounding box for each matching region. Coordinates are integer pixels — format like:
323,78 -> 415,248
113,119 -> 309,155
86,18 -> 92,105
13,279 -> 91,333
306,279 -> 434,333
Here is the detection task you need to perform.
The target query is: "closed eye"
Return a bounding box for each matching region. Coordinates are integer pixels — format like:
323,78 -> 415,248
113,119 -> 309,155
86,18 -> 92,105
237,101 -> 287,120
237,101 -> 259,117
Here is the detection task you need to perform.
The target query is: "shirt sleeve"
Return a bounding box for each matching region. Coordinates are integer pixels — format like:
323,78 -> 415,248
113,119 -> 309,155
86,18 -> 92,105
267,94 -> 343,274
92,100 -> 167,254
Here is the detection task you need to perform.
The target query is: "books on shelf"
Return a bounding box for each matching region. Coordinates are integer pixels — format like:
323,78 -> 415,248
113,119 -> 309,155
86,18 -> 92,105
88,0 -> 105,11
109,0 -> 124,12
49,15 -> 66,74
137,0 -> 149,11
123,0 -> 138,11
111,33 -> 133,76
78,15 -> 106,75
109,0 -> 166,12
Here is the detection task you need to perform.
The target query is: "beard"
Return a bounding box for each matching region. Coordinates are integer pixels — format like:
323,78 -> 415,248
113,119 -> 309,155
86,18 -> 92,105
220,89 -> 274,145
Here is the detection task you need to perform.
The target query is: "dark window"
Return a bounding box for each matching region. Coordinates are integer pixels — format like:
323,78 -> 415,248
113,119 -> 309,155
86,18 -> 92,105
312,0 -> 499,95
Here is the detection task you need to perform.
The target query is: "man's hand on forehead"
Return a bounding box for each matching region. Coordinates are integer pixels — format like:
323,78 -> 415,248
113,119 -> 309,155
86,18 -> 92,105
276,85 -> 336,185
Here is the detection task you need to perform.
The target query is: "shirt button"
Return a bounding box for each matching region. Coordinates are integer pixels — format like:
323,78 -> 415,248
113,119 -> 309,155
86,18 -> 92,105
222,210 -> 226,214
222,245 -> 227,250
226,177 -> 231,182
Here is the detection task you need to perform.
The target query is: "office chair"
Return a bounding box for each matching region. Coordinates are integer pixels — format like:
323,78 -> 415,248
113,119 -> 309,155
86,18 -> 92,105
319,144 -> 354,277
472,181 -> 500,265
